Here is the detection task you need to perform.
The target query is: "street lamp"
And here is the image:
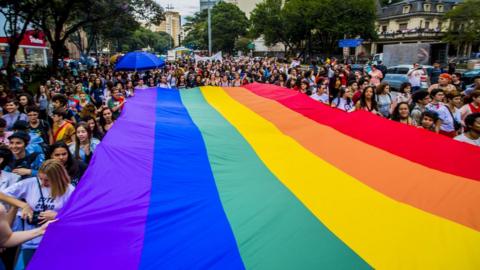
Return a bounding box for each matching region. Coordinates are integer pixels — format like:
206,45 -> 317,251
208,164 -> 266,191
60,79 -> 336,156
208,0 -> 213,56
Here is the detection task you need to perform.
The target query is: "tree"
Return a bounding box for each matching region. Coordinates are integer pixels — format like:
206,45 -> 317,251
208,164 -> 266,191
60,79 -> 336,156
182,10 -> 208,50
183,2 -> 249,53
249,0 -> 294,53
27,0 -> 163,73
121,28 -> 173,53
0,0 -> 44,77
235,37 -> 252,54
444,0 -> 480,56
211,2 -> 249,53
250,0 -> 376,57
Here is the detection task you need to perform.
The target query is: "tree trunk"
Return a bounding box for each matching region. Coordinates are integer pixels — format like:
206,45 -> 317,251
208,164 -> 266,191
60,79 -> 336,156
6,42 -> 20,79
50,42 -> 64,75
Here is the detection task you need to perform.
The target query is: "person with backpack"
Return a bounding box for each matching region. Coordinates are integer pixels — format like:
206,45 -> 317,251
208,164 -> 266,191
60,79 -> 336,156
26,106 -> 52,145
11,121 -> 45,156
4,132 -> 44,180
331,87 -> 355,112
0,159 -> 74,268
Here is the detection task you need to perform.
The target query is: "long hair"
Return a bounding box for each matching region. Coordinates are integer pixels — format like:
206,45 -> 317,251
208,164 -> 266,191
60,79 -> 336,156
334,87 -> 353,107
359,86 -> 378,112
74,122 -> 92,160
38,159 -> 70,199
47,142 -> 79,182
376,82 -> 390,95
35,85 -> 49,103
81,115 -> 104,140
391,102 -> 410,121
99,107 -> 115,130
18,93 -> 34,113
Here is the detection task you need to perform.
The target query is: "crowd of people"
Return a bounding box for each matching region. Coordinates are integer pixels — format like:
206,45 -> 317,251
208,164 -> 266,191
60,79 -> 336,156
0,55 -> 479,269
130,56 -> 479,145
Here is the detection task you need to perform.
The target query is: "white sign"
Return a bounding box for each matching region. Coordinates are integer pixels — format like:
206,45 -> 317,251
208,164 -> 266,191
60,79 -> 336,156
29,35 -> 43,44
194,52 -> 223,62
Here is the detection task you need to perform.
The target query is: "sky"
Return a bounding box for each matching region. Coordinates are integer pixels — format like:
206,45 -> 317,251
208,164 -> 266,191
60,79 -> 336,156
155,0 -> 200,23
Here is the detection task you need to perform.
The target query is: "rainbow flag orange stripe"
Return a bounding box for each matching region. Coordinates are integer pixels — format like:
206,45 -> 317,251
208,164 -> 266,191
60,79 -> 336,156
30,84 -> 480,270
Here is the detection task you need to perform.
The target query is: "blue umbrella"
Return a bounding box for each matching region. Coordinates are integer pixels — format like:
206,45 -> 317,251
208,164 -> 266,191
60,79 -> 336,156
115,51 -> 165,71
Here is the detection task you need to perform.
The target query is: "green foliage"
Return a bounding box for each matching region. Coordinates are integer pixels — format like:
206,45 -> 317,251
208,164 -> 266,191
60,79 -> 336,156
182,10 -> 208,50
250,0 -> 377,54
444,0 -> 480,46
249,0 -> 291,47
122,28 -> 174,53
182,2 -> 249,53
4,0 -> 164,72
234,37 -> 253,53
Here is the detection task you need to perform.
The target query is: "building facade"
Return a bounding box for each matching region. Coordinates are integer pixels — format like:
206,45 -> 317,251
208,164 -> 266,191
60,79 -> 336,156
371,0 -> 461,56
148,11 -> 182,47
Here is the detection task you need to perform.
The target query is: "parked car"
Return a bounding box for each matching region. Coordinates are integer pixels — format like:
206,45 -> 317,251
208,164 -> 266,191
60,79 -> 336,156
461,69 -> 480,85
350,64 -> 364,72
383,65 -> 433,92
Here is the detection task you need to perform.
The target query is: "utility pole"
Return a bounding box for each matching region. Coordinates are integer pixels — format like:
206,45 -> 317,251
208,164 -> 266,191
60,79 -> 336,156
208,0 -> 213,56
166,4 -> 175,49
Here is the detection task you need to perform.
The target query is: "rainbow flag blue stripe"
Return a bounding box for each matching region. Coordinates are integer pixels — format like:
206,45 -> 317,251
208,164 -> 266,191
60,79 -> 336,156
29,85 -> 480,270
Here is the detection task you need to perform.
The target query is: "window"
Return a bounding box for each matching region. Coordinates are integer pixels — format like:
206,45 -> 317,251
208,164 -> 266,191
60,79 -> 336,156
424,4 -> 431,12
403,5 -> 410,14
399,23 -> 408,31
438,21 -> 443,31
425,21 -> 430,29
437,5 -> 444,12
382,25 -> 387,32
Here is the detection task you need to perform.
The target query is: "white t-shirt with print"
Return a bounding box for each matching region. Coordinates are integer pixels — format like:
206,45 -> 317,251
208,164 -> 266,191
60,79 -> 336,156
332,97 -> 354,112
0,171 -> 21,192
4,177 -> 75,249
310,93 -> 329,104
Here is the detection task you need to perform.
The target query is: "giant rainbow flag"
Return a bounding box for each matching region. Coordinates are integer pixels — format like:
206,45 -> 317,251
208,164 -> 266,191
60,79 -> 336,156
29,84 -> 480,269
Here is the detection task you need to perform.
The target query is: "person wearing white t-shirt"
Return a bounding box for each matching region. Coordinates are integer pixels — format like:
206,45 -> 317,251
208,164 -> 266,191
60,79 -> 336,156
0,159 -> 74,268
157,75 -> 171,89
0,147 -> 20,193
331,87 -> 355,112
455,113 -> 480,147
136,79 -> 148,90
310,84 -> 329,104
407,63 -> 424,92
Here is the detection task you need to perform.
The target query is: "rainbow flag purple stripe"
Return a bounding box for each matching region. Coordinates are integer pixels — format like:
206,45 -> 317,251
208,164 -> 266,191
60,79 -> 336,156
28,85 -> 480,270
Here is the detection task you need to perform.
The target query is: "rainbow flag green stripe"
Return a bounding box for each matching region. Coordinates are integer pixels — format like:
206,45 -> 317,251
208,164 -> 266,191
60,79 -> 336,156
30,85 -> 480,270
181,88 -> 371,270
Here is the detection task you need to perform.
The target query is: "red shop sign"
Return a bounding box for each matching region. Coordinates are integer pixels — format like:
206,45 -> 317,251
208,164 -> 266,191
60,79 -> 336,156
0,30 -> 47,47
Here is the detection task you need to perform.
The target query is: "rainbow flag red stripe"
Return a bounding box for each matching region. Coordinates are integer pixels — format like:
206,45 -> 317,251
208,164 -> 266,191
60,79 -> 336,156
29,84 -> 480,270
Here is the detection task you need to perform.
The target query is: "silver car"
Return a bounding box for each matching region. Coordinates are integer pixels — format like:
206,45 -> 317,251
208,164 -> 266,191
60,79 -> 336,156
383,65 -> 433,92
